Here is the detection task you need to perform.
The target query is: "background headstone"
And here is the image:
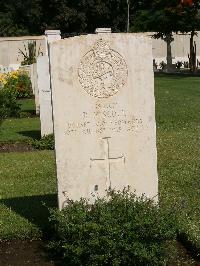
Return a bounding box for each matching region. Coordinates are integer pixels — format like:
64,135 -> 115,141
37,55 -> 53,136
30,64 -> 36,95
32,63 -> 40,115
45,30 -> 61,47
50,33 -> 158,209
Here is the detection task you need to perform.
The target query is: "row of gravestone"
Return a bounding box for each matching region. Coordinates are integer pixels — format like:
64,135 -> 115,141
0,64 -> 20,73
32,28 -> 158,209
24,31 -> 61,136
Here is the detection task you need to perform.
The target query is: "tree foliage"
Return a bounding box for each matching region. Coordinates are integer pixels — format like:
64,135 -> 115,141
0,0 -> 200,36
0,0 -> 42,36
133,0 -> 199,34
0,0 -> 130,36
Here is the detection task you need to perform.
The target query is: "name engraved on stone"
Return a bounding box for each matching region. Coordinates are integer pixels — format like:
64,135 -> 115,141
78,39 -> 128,98
42,90 -> 51,93
90,137 -> 125,189
65,103 -> 143,136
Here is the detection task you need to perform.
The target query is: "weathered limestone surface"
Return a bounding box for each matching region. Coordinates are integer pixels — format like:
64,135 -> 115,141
37,55 -> 53,136
50,33 -> 158,209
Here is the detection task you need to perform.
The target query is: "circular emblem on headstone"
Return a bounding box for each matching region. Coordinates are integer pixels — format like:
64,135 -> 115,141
78,39 -> 128,98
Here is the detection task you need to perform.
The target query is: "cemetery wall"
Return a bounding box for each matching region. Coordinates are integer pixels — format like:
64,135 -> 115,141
1,31 -> 200,68
0,36 -> 47,66
148,32 -> 200,64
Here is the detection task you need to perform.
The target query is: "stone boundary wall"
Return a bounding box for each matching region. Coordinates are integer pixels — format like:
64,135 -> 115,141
147,31 -> 200,65
0,36 -> 47,66
1,31 -> 200,67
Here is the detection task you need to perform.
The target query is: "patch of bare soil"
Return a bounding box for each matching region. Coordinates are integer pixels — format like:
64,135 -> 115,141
169,241 -> 200,266
0,239 -> 199,266
0,240 -> 61,266
0,143 -> 34,153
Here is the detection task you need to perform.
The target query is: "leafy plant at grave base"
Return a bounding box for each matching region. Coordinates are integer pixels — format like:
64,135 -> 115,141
176,61 -> 183,70
160,61 -> 167,70
19,111 -> 34,118
29,134 -> 54,150
0,88 -> 20,122
3,71 -> 32,99
19,41 -> 42,66
48,189 -> 178,266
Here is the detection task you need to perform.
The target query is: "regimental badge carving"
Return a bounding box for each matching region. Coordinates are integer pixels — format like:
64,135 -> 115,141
78,39 -> 128,98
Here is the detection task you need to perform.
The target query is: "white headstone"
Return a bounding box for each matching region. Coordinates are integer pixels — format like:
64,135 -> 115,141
32,63 -> 40,115
45,30 -> 61,44
37,55 -> 53,136
30,64 -> 35,95
50,33 -> 158,209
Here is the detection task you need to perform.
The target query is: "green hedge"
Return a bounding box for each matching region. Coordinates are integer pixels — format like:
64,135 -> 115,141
4,71 -> 32,99
29,134 -> 54,150
0,88 -> 20,121
49,189 -> 177,266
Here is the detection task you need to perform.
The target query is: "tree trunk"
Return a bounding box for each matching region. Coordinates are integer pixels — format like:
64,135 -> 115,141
165,33 -> 174,72
127,0 -> 130,32
189,30 -> 196,73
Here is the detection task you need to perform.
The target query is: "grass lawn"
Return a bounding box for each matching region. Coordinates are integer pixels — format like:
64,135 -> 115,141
18,98 -> 36,114
0,75 -> 199,257
0,118 -> 40,143
0,98 -> 40,143
0,151 -> 57,240
155,75 -> 200,252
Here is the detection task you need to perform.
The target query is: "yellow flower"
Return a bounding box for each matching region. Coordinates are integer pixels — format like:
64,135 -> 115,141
11,74 -> 18,79
0,73 -> 7,85
9,70 -> 20,79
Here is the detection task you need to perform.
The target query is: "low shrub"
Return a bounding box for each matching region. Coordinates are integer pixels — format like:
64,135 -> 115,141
19,111 -> 33,118
0,88 -> 20,120
176,61 -> 183,70
30,134 -> 54,150
183,61 -> 189,68
48,189 -> 177,266
0,73 -> 7,88
4,71 -> 32,98
159,61 -> 167,70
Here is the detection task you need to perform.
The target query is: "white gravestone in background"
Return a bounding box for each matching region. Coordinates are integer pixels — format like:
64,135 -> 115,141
30,64 -> 35,95
45,30 -> 61,46
29,30 -> 61,116
32,63 -> 40,115
37,55 -> 53,136
50,33 -> 158,209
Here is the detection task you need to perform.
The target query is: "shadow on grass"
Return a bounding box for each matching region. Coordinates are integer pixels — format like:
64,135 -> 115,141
18,130 -> 41,140
155,72 -> 200,79
1,194 -> 57,235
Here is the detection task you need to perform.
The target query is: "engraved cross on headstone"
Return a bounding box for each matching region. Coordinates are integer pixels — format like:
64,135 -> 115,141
90,137 -> 125,190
